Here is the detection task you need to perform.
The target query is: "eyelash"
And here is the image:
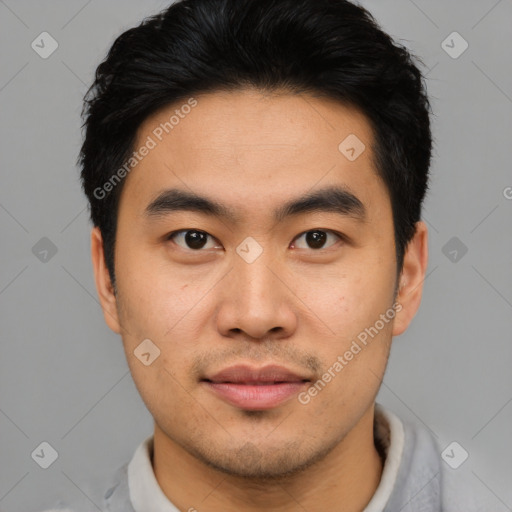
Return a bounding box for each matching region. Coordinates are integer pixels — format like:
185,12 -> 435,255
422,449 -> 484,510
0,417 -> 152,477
165,229 -> 345,252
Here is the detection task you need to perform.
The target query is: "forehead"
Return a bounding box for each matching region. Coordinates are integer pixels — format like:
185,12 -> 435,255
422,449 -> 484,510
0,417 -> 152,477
121,88 -> 388,221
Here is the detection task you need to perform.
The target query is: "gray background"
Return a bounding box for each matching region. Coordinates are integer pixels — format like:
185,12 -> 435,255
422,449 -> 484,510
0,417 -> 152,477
1,0 -> 511,510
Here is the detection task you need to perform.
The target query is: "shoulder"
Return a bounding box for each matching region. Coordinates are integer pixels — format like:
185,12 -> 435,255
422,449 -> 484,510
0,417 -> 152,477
378,405 -> 501,512
35,461 -> 132,512
440,464 -> 501,512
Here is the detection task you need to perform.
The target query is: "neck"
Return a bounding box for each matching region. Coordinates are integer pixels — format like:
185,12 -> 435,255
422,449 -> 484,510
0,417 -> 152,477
153,405 -> 384,512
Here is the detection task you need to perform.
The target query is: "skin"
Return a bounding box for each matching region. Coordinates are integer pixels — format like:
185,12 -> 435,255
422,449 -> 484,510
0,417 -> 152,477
91,88 -> 428,512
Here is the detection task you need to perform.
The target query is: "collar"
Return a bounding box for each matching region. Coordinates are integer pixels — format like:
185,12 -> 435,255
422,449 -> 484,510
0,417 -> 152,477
127,436 -> 180,512
105,403 -> 441,512
363,403 -> 405,511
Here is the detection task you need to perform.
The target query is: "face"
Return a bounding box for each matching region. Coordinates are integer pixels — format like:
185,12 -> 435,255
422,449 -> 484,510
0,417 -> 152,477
92,88 -> 427,479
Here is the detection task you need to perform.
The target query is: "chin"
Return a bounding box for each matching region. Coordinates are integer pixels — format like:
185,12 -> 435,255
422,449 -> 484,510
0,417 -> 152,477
185,436 -> 336,482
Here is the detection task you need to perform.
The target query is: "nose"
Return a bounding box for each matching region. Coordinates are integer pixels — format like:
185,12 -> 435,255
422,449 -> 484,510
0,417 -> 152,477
215,251 -> 298,341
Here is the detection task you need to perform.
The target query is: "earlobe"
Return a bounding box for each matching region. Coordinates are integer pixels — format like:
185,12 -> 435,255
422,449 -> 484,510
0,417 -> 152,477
90,227 -> 122,334
392,221 -> 429,337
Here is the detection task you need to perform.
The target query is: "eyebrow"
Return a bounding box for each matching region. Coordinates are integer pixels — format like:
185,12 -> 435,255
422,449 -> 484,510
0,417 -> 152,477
144,186 -> 366,224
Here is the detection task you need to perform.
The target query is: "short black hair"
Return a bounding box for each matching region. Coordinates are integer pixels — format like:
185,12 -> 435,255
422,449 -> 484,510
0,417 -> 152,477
79,0 -> 433,288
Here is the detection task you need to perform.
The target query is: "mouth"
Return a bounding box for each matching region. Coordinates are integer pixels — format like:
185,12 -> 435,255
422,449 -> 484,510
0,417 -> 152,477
201,364 -> 311,410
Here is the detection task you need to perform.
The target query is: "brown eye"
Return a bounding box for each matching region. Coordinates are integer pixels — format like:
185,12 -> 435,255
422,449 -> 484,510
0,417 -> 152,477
292,230 -> 342,250
167,230 -> 219,250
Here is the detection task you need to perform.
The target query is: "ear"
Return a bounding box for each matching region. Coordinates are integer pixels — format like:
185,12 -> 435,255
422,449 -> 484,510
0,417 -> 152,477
91,227 -> 121,334
392,221 -> 429,336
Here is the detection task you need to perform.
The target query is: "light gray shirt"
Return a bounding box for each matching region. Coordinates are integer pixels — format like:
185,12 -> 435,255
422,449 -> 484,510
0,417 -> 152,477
41,403 -> 496,511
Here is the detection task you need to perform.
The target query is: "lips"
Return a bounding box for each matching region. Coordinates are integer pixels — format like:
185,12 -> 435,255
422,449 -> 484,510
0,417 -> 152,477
203,364 -> 310,385
201,364 -> 311,410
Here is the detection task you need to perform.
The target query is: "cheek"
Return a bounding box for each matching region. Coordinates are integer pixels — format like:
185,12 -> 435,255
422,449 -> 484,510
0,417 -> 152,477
293,263 -> 395,389
116,252 -> 219,341
294,267 -> 394,337
302,320 -> 393,417
124,334 -> 198,414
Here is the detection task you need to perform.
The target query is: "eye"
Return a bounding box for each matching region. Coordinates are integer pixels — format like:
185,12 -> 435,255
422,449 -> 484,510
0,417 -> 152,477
166,229 -> 221,251
291,229 -> 343,250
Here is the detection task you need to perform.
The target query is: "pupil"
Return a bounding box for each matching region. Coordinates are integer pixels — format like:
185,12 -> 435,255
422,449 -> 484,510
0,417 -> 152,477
186,231 -> 207,249
307,231 -> 326,249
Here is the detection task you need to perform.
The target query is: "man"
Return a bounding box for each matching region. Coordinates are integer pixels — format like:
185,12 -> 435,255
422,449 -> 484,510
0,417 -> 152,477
44,0 -> 491,510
